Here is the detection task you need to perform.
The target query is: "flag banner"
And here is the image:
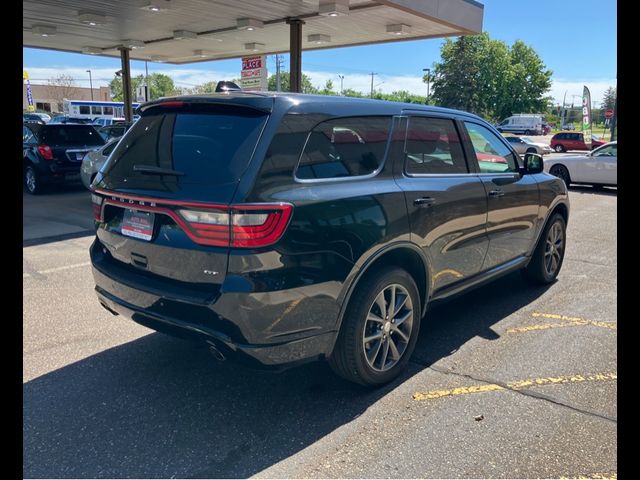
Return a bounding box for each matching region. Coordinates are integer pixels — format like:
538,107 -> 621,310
582,85 -> 592,149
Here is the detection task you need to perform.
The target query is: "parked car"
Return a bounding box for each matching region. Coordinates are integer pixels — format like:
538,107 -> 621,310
550,132 -> 606,152
93,117 -> 127,128
23,113 -> 45,125
90,93 -> 569,386
22,123 -> 105,194
81,137 -> 121,189
496,114 -> 544,135
544,141 -> 617,188
561,123 -> 575,131
97,123 -> 133,141
504,135 -> 553,155
49,115 -> 95,124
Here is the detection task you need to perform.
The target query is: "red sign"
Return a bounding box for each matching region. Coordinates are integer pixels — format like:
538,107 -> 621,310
242,56 -> 263,70
605,109 -> 614,119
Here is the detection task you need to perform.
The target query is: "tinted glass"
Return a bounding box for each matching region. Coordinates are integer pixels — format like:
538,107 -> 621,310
40,125 -> 105,146
102,140 -> 118,156
79,106 -> 90,115
464,122 -> 519,173
103,106 -> 113,115
102,104 -> 268,185
23,126 -> 35,143
296,116 -> 391,180
404,117 -> 467,174
91,106 -> 102,115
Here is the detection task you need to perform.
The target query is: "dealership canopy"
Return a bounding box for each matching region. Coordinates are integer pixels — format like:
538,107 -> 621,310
23,0 -> 484,119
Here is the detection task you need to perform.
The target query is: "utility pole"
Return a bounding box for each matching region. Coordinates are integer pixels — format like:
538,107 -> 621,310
370,72 -> 377,98
338,74 -> 344,95
86,70 -> 93,100
275,54 -> 283,92
422,67 -> 430,103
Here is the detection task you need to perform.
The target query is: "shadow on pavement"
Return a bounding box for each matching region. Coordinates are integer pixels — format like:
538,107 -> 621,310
568,185 -> 617,197
23,272 -> 551,478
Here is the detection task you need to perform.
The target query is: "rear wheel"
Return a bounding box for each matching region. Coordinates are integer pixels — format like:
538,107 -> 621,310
524,130 -> 532,135
329,267 -> 421,386
526,147 -> 537,154
549,164 -> 571,186
554,144 -> 565,153
522,213 -> 566,285
24,164 -> 42,195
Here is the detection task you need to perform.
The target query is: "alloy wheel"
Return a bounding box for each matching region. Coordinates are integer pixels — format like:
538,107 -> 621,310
544,221 -> 564,276
362,284 -> 414,372
25,168 -> 37,193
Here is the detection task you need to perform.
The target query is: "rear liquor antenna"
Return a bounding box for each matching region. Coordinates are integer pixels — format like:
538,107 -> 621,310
215,81 -> 242,93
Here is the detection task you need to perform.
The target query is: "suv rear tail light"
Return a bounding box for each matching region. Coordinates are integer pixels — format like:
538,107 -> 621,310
37,144 -> 53,160
92,193 -> 104,221
177,204 -> 292,248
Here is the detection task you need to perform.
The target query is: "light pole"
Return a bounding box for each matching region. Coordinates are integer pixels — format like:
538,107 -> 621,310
422,68 -> 430,102
338,74 -> 344,95
86,69 -> 93,100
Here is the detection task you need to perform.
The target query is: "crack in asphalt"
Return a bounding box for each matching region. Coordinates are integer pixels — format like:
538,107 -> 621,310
408,360 -> 617,424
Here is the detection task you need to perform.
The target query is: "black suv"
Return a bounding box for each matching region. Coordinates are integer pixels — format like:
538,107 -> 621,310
90,93 -> 569,386
23,123 -> 105,194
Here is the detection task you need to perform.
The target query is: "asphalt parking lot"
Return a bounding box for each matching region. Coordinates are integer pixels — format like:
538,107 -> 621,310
23,180 -> 617,478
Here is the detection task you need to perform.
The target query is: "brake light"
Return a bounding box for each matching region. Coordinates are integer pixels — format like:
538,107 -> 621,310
37,144 -> 53,160
177,204 -> 293,248
158,101 -> 185,109
91,193 -> 104,222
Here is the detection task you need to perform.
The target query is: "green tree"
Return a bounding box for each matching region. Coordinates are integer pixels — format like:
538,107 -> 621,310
320,79 -> 335,95
601,86 -> 616,111
267,72 -> 318,93
109,73 -> 178,101
430,33 -> 552,121
341,88 -> 364,98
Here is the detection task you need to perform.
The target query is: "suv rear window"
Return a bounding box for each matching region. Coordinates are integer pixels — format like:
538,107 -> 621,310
40,125 -> 105,146
296,116 -> 391,180
102,104 -> 268,186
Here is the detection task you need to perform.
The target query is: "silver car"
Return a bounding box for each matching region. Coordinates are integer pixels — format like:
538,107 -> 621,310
81,137 -> 120,189
504,135 -> 553,155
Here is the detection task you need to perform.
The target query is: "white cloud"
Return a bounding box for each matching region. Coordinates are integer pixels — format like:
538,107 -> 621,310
25,65 -> 616,106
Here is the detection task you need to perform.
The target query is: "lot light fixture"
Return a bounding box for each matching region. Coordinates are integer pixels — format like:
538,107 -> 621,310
82,46 -> 103,55
244,42 -> 265,52
78,11 -> 108,26
307,34 -> 331,44
31,25 -> 57,37
138,0 -> 170,12
121,39 -> 145,49
319,0 -> 349,17
386,24 -> 411,35
173,30 -> 197,40
149,55 -> 168,63
237,18 -> 264,31
193,49 -> 210,58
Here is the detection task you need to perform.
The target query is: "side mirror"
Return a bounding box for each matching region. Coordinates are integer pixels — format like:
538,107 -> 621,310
522,153 -> 543,174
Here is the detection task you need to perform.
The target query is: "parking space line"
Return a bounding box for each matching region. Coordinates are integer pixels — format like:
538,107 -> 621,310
412,372 -> 616,401
506,312 -> 616,334
23,261 -> 91,278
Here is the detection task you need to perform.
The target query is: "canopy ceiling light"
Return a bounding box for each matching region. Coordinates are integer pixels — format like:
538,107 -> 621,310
82,46 -> 103,55
121,39 -> 145,49
193,49 -> 210,58
31,25 -> 57,37
318,0 -> 349,17
173,30 -> 197,40
244,42 -> 264,51
138,0 -> 170,12
386,23 -> 411,35
307,34 -> 331,44
237,18 -> 264,31
78,11 -> 108,26
149,55 -> 168,62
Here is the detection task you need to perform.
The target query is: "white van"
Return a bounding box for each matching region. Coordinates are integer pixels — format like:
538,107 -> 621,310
496,114 -> 544,135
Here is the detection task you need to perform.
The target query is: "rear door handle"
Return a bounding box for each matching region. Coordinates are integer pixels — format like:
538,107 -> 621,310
488,189 -> 505,197
413,197 -> 435,208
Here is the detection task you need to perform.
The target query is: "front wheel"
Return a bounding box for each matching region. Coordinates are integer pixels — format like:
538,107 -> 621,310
526,147 -> 537,154
522,213 -> 566,285
549,164 -> 571,186
554,144 -> 565,153
329,267 -> 421,386
24,164 -> 42,195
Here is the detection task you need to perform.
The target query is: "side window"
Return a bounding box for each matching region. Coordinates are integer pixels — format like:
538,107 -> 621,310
103,106 -> 113,115
464,122 -> 519,173
594,145 -> 617,157
296,116 -> 391,180
79,106 -> 90,115
102,141 -> 118,156
91,106 -> 102,115
23,126 -> 35,143
404,117 -> 468,175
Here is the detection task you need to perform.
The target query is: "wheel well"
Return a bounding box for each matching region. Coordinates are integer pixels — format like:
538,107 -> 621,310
350,247 -> 428,316
550,202 -> 569,225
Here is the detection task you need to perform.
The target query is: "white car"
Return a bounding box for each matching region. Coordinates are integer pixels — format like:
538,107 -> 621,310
504,136 -> 553,155
544,141 -> 617,187
80,137 -> 121,189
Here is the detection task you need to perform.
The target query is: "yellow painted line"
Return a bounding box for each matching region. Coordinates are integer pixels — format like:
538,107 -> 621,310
559,474 -> 616,480
531,312 -> 616,330
413,372 -> 616,401
507,322 -> 579,334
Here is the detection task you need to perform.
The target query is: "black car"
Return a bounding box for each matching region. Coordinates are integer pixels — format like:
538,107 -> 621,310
23,113 -> 45,125
90,93 -> 569,386
49,115 -> 95,124
23,123 -> 105,194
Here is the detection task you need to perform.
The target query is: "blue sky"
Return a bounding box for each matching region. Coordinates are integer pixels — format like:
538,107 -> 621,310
23,0 -> 617,105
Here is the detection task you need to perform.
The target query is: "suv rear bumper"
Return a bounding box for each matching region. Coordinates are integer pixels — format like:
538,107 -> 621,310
90,239 -> 340,369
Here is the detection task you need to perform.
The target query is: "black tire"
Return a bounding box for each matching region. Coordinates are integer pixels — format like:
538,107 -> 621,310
549,164 -> 571,186
24,164 -> 42,195
554,144 -> 565,153
524,130 -> 532,135
329,267 -> 421,386
526,147 -> 537,154
522,213 -> 566,285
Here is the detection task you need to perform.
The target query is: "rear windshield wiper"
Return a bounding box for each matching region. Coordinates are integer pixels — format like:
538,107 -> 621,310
133,165 -> 185,176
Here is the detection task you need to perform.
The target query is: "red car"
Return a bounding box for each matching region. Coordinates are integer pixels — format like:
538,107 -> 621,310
550,132 -> 606,152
